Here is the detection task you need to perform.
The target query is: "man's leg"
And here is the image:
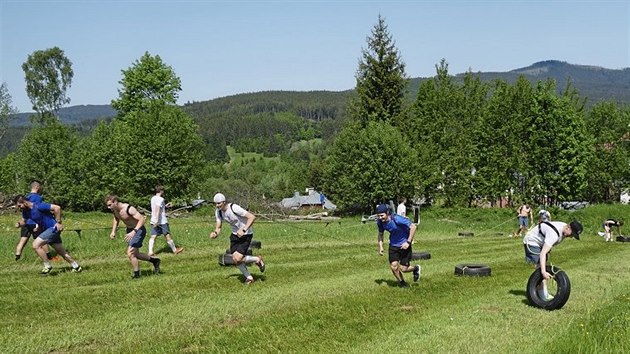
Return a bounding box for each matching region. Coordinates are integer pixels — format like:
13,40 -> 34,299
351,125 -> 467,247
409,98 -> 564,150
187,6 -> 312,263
32,238 -> 52,273
51,243 -> 81,271
15,235 -> 29,260
148,235 -> 157,256
233,252 -> 254,283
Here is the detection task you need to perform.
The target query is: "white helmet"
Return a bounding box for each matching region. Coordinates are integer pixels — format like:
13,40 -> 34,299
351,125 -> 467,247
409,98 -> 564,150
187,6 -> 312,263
213,193 -> 226,203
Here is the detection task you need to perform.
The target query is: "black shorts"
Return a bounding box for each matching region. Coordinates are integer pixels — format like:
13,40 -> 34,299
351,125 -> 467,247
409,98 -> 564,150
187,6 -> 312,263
20,225 -> 38,239
389,245 -> 412,266
229,233 -> 253,255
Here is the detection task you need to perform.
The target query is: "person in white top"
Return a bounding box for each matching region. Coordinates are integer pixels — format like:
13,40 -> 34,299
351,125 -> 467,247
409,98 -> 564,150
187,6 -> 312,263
396,197 -> 407,217
523,220 -> 582,300
209,193 -> 265,284
149,185 -> 183,256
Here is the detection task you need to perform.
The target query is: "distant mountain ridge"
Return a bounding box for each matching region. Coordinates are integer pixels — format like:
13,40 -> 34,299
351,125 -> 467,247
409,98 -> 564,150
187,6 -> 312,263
10,60 -> 629,126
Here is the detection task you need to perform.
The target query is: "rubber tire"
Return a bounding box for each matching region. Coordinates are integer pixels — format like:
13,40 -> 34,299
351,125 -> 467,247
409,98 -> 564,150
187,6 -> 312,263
250,240 -> 262,249
616,235 -> 630,242
454,264 -> 491,276
411,251 -> 431,260
225,248 -> 253,255
526,265 -> 571,310
458,231 -> 474,237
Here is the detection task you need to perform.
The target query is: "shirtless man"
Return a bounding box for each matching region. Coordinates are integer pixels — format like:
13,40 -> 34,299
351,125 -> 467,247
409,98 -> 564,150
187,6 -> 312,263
513,203 -> 533,237
106,194 -> 160,278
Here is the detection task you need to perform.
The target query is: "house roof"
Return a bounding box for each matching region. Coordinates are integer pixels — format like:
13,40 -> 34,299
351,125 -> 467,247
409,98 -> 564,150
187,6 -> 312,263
280,191 -> 337,210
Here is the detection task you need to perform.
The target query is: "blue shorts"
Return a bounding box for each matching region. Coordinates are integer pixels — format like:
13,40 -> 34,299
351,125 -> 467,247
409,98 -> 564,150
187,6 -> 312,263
519,216 -> 529,227
126,226 -> 146,249
38,226 -> 62,245
524,244 -> 541,264
151,223 -> 171,236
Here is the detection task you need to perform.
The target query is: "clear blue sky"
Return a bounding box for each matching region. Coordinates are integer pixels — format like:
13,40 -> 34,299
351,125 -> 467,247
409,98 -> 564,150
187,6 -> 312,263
1,0 -> 628,113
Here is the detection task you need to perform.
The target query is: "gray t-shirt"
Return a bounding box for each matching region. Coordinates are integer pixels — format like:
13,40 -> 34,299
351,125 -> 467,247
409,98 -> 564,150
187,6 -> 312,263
523,221 -> 566,248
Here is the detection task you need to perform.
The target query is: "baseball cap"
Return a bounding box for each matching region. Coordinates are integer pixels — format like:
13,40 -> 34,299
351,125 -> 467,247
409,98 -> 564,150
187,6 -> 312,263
213,193 -> 226,203
569,221 -> 583,240
375,204 -> 389,214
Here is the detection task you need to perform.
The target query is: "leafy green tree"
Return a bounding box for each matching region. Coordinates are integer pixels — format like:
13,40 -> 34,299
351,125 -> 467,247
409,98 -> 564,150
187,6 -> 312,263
103,104 -> 204,206
323,121 -> 419,212
112,52 -> 182,117
14,121 -> 79,205
351,15 -> 408,127
1,82 -> 18,141
584,102 -> 630,202
525,80 -> 592,204
21,47 -> 73,124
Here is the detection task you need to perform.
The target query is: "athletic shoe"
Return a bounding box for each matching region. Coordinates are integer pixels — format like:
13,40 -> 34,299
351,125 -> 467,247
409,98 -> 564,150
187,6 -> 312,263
174,247 -> 184,254
413,265 -> 421,282
256,256 -> 265,273
15,254 -> 21,261
151,258 -> 161,274
49,255 -> 62,262
399,281 -> 408,288
245,277 -> 255,285
148,253 -> 155,257
545,294 -> 555,301
40,266 -> 52,275
71,266 -> 82,273
132,274 -> 140,279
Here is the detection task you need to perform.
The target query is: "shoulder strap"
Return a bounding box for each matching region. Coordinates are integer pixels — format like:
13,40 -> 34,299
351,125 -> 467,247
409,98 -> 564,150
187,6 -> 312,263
218,203 -> 236,220
126,204 -> 133,216
539,221 -> 560,238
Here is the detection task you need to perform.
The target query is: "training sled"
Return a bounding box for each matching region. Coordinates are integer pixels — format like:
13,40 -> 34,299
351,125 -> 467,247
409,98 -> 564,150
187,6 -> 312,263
526,265 -> 571,311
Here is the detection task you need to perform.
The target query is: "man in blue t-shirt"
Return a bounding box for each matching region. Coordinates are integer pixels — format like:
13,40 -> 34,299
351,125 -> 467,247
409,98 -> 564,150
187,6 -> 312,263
14,195 -> 82,275
376,204 -> 421,288
13,180 -> 59,261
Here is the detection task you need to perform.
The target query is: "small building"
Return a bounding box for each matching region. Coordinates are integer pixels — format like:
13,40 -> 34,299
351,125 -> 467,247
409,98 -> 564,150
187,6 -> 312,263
280,188 -> 337,210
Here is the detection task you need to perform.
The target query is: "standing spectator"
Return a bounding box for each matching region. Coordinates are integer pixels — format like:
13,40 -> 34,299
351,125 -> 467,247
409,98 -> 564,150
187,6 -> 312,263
523,220 -> 582,300
320,192 -> 326,210
397,197 -> 407,217
148,185 -> 183,256
375,204 -> 421,288
14,180 -> 59,262
513,203 -> 533,237
106,195 -> 161,279
602,219 -> 623,242
209,193 -> 265,284
13,195 -> 82,275
538,209 -> 551,224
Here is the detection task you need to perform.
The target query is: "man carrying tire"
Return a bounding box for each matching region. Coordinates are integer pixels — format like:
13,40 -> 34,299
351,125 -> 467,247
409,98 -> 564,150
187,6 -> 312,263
375,204 -> 420,288
209,193 -> 265,284
523,220 -> 582,299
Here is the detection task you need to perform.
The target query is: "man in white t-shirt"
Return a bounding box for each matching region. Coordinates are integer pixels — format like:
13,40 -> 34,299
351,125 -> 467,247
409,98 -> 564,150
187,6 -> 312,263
396,197 -> 407,217
523,220 -> 582,300
149,185 -> 183,256
210,193 -> 265,284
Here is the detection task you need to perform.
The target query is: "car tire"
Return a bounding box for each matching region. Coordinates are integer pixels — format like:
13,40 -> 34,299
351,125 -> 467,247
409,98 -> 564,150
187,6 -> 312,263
411,251 -> 431,260
454,264 -> 491,276
526,265 -> 571,310
458,231 -> 474,237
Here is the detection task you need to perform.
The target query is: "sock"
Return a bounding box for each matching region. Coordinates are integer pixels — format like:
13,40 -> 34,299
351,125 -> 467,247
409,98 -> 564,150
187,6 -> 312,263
15,254 -> 21,261
243,255 -> 258,264
167,240 -> 176,252
148,237 -> 156,254
133,270 -> 140,278
71,261 -> 79,268
43,261 -> 52,269
237,263 -> 251,278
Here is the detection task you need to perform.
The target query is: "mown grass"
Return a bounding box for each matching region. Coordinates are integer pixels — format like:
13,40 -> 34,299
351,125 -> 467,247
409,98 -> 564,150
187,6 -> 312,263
1,205 -> 629,353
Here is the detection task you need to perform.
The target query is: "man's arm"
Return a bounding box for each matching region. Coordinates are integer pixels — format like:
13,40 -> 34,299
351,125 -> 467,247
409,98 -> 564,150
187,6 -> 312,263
377,231 -> 384,256
50,204 -> 64,232
237,212 -> 256,237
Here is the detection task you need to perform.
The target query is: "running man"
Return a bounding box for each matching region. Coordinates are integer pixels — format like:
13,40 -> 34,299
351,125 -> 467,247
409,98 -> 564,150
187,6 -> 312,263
375,203 -> 421,288
106,194 -> 160,278
13,195 -> 82,275
148,185 -> 183,256
209,193 -> 265,284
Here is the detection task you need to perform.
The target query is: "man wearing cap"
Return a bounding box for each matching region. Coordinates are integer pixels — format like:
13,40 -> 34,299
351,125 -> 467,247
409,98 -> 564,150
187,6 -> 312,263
209,193 -> 265,284
375,203 -> 420,288
523,219 -> 582,300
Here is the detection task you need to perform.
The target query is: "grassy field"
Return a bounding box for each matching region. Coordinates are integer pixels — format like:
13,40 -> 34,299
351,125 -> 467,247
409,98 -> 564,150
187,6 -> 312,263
1,204 -> 629,353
